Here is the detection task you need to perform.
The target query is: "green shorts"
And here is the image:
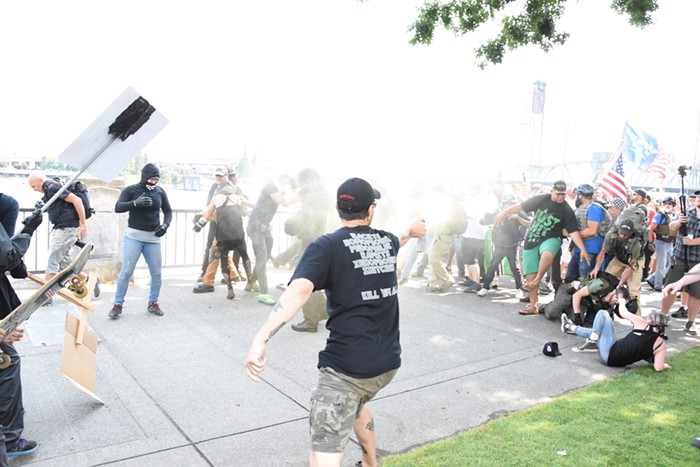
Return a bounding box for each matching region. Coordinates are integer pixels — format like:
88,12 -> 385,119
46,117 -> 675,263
309,367 -> 397,453
522,237 -> 563,276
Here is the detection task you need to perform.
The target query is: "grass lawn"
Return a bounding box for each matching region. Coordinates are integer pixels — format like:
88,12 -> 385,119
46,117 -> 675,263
382,346 -> 700,466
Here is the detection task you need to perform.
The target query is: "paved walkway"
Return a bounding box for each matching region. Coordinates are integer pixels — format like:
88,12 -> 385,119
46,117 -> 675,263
9,266 -> 699,466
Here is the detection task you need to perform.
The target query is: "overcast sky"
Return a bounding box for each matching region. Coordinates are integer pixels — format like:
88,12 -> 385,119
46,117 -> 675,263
1,0 -> 699,184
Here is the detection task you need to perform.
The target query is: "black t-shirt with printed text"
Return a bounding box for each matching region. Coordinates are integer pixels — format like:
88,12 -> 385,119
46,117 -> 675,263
291,226 -> 401,379
521,194 -> 579,250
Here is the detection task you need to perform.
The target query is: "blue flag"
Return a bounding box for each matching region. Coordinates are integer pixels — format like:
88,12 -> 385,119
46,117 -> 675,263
622,122 -> 659,170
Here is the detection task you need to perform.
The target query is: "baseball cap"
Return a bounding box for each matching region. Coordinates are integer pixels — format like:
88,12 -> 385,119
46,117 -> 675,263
543,342 -> 562,357
214,167 -> 227,176
691,190 -> 700,198
337,178 -> 381,213
619,219 -> 635,236
610,198 -> 626,209
634,188 -> 647,199
552,180 -> 567,194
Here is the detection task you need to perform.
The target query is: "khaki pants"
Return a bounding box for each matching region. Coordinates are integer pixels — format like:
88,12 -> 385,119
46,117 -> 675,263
202,240 -> 238,286
429,235 -> 454,288
605,256 -> 643,299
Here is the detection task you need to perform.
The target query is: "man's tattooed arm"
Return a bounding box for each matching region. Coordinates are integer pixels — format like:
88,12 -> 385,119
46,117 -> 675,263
265,321 -> 286,343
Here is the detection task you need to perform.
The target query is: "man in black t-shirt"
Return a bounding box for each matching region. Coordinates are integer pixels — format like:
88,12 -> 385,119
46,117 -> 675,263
493,180 -> 589,315
27,173 -> 88,285
245,177 -> 425,467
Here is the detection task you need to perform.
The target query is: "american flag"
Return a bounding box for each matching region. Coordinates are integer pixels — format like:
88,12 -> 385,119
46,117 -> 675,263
647,145 -> 674,179
597,153 -> 628,202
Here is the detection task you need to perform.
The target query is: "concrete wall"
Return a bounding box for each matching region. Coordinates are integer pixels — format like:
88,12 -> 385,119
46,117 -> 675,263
83,178 -> 125,282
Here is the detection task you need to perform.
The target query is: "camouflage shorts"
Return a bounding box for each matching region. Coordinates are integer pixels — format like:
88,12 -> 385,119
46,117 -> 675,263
309,367 -> 397,453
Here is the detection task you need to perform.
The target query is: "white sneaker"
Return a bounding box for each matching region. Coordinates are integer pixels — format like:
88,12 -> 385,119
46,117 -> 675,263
560,314 -> 575,334
515,290 -> 525,300
477,287 -> 489,297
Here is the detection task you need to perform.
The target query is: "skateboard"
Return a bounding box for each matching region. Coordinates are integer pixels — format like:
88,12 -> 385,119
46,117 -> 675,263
68,273 -> 89,298
0,242 -> 94,369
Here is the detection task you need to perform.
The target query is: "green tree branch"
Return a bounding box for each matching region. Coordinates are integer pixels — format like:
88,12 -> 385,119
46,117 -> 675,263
406,0 -> 659,67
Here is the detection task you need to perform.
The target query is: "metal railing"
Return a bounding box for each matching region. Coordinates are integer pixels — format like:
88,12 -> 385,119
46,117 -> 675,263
17,208 -> 295,273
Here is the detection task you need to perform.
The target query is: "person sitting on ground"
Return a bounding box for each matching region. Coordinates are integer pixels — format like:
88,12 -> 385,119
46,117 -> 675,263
561,287 -> 670,371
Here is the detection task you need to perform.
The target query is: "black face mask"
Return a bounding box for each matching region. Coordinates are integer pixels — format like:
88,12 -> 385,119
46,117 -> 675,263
575,196 -> 582,208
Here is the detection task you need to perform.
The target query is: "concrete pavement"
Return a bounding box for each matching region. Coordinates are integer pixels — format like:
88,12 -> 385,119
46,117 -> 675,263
8,266 -> 699,466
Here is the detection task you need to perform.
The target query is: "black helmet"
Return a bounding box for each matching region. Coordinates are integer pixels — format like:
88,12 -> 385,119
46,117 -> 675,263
662,196 -> 676,206
575,183 -> 595,197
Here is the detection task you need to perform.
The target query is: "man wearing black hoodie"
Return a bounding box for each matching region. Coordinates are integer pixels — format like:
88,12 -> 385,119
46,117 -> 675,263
109,164 -> 172,319
0,193 -> 43,461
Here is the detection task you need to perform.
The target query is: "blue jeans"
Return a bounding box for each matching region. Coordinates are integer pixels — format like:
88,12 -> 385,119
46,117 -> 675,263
574,310 -> 617,365
565,247 -> 596,282
400,235 -> 433,281
114,236 -> 162,305
654,240 -> 674,289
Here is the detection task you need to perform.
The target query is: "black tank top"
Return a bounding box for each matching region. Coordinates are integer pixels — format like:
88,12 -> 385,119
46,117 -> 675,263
607,328 -> 659,367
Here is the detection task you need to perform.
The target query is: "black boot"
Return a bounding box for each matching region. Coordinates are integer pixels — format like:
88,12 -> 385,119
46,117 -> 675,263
291,320 -> 318,333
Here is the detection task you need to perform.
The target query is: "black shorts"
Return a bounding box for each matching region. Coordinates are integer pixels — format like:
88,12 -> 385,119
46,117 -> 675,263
461,238 -> 484,265
664,260 -> 700,298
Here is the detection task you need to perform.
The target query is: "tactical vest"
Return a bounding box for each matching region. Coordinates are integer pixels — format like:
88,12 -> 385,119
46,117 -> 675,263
581,270 -> 619,311
574,204 -> 588,231
655,212 -> 677,243
575,202 -> 611,239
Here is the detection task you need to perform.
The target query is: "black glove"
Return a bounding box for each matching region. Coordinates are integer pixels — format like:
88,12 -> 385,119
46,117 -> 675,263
193,218 -> 207,233
10,261 -> 27,279
133,196 -> 153,208
34,200 -> 45,210
154,222 -> 169,237
21,210 -> 43,236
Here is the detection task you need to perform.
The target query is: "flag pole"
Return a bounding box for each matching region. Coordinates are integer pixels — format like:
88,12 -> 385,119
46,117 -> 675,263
594,139 -> 624,188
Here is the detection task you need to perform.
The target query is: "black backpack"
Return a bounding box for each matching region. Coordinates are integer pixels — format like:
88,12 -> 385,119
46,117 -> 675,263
68,180 -> 94,219
52,178 -> 94,220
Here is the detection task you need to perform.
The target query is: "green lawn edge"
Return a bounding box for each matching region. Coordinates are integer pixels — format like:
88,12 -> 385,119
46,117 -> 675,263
382,346 -> 700,466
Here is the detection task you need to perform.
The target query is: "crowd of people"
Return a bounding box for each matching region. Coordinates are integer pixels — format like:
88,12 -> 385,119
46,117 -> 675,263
3,167 -> 700,465
398,180 -> 698,336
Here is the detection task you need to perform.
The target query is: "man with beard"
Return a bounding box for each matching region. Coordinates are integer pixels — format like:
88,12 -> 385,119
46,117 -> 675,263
493,180 -> 589,316
565,184 -> 609,281
648,197 -> 678,291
